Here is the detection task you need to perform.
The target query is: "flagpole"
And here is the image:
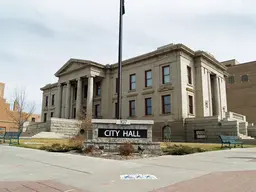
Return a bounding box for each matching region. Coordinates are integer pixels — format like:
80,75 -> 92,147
117,0 -> 124,119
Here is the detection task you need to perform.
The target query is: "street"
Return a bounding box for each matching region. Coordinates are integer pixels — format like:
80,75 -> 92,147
0,145 -> 256,192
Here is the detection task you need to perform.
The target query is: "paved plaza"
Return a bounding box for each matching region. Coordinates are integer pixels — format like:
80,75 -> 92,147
0,145 -> 256,192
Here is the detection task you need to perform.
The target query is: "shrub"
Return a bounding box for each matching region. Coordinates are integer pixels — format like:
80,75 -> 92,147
84,145 -> 96,154
119,142 -> 134,156
43,143 -> 72,152
163,144 -> 206,155
68,135 -> 85,153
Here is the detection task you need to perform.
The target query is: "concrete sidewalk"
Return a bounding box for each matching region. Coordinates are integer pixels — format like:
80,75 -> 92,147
0,145 -> 256,192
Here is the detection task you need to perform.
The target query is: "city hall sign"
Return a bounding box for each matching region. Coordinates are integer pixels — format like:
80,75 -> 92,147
98,129 -> 147,138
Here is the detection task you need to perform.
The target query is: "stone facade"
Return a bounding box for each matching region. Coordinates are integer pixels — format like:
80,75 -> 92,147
40,43 -> 233,141
185,117 -> 240,142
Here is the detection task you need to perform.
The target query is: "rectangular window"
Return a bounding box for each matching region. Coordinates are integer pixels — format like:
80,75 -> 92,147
51,112 -> 54,117
115,103 -> 118,119
116,78 -> 118,93
145,98 -> 152,115
95,104 -> 100,118
51,94 -> 55,106
96,82 -> 101,96
130,74 -> 136,90
74,87 -> 77,100
129,100 -> 136,117
162,66 -> 170,84
187,66 -> 192,84
84,85 -> 88,98
189,95 -> 193,114
45,96 -> 48,107
44,113 -> 47,122
228,76 -> 235,84
73,108 -> 76,119
145,70 -> 152,87
162,95 -> 171,114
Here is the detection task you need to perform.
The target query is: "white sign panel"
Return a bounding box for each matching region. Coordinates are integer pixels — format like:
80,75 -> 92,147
120,174 -> 158,180
116,119 -> 131,125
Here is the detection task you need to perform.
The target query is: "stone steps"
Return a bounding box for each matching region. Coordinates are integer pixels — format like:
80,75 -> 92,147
238,133 -> 254,140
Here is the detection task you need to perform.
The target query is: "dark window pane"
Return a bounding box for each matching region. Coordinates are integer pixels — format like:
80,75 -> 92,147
84,85 -> 88,98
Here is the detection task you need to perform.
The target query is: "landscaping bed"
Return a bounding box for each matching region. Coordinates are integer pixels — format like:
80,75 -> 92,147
7,138 -> 256,160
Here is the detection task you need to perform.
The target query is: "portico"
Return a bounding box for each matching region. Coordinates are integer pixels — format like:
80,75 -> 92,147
44,59 -> 106,120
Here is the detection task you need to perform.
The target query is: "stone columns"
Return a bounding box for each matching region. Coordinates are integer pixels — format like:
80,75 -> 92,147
56,83 -> 62,118
76,78 -> 82,119
87,76 -> 94,118
214,76 -> 220,117
65,81 -> 71,119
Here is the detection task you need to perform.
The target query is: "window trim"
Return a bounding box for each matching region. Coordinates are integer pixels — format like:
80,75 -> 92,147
129,100 -> 136,117
145,70 -> 152,87
162,95 -> 171,114
187,66 -> 192,85
145,97 -> 152,116
162,65 -> 170,84
129,74 -> 136,90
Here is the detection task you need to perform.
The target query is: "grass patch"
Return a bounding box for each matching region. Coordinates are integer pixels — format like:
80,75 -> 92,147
161,142 -> 256,155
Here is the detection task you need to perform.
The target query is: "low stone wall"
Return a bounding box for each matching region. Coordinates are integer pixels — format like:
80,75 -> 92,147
84,141 -> 161,153
185,117 -> 239,143
248,124 -> 256,138
239,122 -> 248,135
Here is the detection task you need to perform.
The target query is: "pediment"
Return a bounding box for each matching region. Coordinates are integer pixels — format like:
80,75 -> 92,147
61,63 -> 86,74
55,59 -> 88,77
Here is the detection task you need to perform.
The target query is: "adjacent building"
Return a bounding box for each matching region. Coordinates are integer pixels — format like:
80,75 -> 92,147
41,43 -> 230,141
222,59 -> 256,124
0,82 -> 40,131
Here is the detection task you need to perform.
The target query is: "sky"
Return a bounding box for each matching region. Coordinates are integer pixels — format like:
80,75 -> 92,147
0,0 -> 255,114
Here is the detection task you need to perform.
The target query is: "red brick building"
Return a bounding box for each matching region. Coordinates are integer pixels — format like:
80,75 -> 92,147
222,60 -> 256,123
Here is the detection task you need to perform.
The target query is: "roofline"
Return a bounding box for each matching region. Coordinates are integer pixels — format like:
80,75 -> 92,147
40,83 -> 58,91
227,60 -> 256,68
110,44 -> 195,68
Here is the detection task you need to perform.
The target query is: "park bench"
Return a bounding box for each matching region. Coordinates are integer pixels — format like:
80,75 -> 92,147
219,135 -> 244,149
3,131 -> 22,145
0,128 -> 6,142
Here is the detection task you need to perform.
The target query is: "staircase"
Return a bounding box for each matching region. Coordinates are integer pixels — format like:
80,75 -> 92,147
238,133 -> 254,140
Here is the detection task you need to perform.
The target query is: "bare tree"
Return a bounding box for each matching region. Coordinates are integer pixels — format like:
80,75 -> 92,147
77,108 -> 92,141
7,87 -> 36,131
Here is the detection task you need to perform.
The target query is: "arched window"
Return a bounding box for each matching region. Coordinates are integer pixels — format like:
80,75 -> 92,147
241,74 -> 248,82
162,125 -> 171,141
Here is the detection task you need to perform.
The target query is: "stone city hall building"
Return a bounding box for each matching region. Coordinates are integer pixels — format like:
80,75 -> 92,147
41,43 -> 254,141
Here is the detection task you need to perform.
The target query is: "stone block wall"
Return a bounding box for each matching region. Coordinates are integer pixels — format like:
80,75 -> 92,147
50,118 -> 81,137
248,123 -> 256,138
239,122 -> 248,135
153,120 -> 185,142
185,117 -> 239,143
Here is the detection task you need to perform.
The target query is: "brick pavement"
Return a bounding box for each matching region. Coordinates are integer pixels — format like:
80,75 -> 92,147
0,180 -> 86,192
151,170 -> 256,192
